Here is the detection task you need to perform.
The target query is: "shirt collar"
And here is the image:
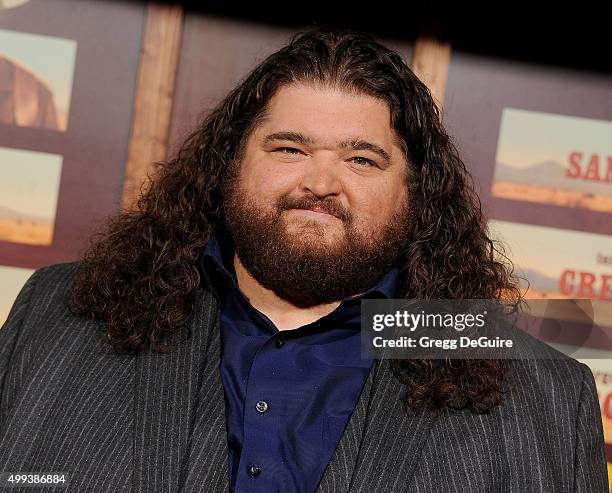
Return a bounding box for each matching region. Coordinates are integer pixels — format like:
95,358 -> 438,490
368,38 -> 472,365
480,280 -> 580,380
198,228 -> 400,301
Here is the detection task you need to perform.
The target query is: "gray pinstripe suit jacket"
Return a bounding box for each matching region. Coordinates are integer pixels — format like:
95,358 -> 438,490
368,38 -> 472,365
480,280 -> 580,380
0,262 -> 608,492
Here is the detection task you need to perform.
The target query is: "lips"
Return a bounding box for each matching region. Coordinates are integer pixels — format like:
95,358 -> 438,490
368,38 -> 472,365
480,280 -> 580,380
293,207 -> 338,219
305,207 -> 334,216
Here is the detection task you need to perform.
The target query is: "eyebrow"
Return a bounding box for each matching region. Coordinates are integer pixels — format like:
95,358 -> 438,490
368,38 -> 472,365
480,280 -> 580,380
263,131 -> 392,163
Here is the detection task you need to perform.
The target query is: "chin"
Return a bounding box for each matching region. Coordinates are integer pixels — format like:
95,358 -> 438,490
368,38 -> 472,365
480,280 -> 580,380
283,230 -> 344,251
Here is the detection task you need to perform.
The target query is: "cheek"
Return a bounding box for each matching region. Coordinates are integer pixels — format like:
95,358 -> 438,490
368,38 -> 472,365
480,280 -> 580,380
347,181 -> 406,223
240,159 -> 298,203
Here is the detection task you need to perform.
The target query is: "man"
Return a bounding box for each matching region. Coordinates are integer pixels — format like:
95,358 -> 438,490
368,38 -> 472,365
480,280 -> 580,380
0,28 -> 607,492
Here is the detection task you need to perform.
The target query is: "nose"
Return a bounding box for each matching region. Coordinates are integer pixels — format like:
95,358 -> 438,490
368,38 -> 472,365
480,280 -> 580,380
298,154 -> 342,199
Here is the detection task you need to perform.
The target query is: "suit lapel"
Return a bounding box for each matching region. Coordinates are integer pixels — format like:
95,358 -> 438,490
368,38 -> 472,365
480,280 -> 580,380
316,358 -> 376,493
133,287 -> 229,492
317,355 -> 440,493
347,357 -> 442,492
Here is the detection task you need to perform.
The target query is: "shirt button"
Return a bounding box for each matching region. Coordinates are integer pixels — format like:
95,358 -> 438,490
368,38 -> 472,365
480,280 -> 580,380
248,464 -> 261,477
255,400 -> 268,413
275,337 -> 285,348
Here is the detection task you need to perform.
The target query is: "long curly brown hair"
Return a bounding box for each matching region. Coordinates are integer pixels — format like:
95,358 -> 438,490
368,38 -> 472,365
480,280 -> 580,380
68,27 -> 524,413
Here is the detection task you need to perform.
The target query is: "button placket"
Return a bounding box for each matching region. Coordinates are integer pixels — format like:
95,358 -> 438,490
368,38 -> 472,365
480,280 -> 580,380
235,336 -> 285,489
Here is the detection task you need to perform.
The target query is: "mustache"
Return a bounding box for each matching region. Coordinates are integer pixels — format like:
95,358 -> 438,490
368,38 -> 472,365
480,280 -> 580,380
278,196 -> 349,221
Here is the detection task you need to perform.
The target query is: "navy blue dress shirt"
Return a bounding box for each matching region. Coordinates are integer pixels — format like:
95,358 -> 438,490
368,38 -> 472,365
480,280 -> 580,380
198,228 -> 399,493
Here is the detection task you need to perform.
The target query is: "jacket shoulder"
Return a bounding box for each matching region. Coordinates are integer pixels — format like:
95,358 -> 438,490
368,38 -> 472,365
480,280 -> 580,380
36,260 -> 81,285
504,320 -> 592,391
505,339 -> 597,421
1,260 -> 89,347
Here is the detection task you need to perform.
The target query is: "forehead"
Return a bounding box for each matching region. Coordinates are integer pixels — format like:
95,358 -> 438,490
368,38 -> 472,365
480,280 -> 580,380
254,83 -> 399,149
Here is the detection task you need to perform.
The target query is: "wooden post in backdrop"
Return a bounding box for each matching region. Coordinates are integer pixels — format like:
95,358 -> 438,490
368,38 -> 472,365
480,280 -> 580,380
411,36 -> 451,115
121,2 -> 183,211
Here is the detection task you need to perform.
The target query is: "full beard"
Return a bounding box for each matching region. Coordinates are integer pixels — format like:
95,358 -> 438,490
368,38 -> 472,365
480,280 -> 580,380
222,183 -> 412,308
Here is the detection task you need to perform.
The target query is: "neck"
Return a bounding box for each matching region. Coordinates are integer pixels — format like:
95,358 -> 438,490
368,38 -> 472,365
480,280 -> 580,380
233,253 -> 343,331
